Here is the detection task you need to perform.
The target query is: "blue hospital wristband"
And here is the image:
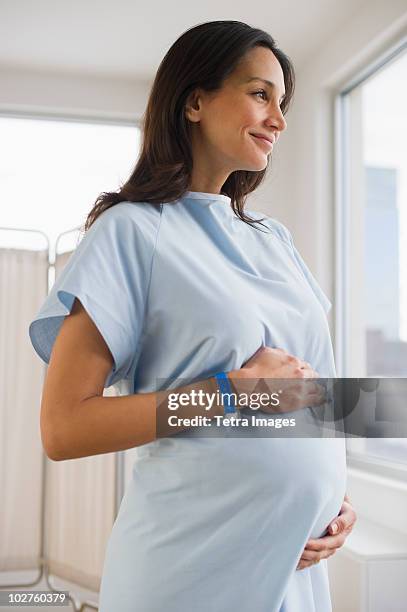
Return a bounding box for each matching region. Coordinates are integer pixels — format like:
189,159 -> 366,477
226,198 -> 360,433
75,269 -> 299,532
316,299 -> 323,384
214,371 -> 239,418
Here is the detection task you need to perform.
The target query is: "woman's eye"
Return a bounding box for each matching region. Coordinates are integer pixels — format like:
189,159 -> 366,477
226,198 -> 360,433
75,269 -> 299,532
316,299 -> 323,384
253,90 -> 285,109
253,90 -> 268,101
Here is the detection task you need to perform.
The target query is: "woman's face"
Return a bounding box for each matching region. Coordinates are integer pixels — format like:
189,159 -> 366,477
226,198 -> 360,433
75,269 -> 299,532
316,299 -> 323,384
185,46 -> 288,188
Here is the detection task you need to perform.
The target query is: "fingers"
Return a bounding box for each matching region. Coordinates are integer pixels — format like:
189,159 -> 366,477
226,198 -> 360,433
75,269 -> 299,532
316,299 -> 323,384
300,361 -> 320,378
328,501 -> 357,536
293,365 -> 317,379
306,384 -> 327,405
300,540 -> 340,560
297,547 -> 336,570
297,497 -> 358,571
297,380 -> 327,404
305,533 -> 347,551
296,532 -> 346,571
298,360 -> 314,371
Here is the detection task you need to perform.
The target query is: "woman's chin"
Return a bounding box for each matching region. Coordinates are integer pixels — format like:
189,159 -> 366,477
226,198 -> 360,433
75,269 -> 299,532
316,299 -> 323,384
238,157 -> 269,172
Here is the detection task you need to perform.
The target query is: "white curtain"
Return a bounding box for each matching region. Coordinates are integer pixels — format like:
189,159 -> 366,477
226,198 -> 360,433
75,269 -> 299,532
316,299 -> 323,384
1,238 -> 134,595
44,433 -> 116,591
0,246 -> 47,571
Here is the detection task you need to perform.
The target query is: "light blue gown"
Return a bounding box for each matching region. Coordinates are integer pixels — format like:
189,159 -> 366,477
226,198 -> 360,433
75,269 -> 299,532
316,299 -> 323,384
29,191 -> 347,611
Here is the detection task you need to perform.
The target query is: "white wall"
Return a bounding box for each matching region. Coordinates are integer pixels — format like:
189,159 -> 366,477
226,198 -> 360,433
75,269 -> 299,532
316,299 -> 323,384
0,66 -> 151,121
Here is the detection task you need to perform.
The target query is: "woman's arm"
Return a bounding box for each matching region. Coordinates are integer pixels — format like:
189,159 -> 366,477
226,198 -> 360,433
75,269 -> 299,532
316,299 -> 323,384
41,298 -> 223,461
50,378 -> 224,461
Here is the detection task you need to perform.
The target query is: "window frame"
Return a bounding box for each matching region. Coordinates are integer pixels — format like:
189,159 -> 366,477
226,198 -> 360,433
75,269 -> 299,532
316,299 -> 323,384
334,35 -> 407,473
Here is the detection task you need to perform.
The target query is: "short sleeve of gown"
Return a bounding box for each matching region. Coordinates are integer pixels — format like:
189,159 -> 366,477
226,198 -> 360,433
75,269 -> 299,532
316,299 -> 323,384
28,203 -> 160,388
271,219 -> 333,315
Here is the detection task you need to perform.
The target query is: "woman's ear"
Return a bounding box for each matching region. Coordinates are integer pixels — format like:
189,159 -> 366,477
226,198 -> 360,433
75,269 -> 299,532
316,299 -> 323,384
185,89 -> 203,123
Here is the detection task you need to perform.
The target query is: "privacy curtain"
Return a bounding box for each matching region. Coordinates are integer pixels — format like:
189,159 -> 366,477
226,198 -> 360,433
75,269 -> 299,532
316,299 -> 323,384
0,233 -> 135,595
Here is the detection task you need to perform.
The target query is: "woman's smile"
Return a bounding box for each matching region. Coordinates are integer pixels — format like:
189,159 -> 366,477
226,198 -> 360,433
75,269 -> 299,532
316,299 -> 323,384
250,133 -> 274,151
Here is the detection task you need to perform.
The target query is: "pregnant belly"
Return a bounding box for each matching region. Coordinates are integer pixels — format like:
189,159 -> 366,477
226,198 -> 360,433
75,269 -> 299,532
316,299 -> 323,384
137,435 -> 347,542
235,437 -> 347,539
104,436 -> 346,611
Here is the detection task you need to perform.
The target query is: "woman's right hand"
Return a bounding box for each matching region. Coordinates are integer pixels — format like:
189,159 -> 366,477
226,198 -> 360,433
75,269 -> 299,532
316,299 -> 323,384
228,346 -> 326,414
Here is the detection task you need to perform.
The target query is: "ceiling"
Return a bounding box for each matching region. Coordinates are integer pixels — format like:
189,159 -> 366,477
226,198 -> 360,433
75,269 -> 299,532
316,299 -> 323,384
1,0 -> 369,81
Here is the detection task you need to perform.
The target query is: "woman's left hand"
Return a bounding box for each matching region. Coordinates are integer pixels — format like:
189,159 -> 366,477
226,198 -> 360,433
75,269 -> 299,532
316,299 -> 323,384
296,494 -> 357,570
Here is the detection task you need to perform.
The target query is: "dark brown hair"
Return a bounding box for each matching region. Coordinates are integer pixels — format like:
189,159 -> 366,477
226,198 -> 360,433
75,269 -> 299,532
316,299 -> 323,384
83,20 -> 295,234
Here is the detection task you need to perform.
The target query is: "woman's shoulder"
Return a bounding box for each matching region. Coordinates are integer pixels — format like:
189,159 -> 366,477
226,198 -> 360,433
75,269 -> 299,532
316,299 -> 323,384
89,200 -> 163,244
244,208 -> 293,245
98,200 -> 162,226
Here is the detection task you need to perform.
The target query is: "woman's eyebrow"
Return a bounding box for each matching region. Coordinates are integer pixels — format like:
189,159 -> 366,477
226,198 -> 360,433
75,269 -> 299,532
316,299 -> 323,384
245,76 -> 286,99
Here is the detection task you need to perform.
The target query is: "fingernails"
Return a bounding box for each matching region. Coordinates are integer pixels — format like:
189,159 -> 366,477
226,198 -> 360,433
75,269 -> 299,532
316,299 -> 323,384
331,523 -> 338,533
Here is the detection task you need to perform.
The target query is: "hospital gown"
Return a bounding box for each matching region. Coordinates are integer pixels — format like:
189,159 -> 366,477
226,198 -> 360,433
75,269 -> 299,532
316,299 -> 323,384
29,191 -> 347,611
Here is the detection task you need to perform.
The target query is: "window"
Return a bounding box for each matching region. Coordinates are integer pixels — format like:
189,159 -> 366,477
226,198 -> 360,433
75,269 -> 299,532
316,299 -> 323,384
336,44 -> 407,466
0,116 -> 140,252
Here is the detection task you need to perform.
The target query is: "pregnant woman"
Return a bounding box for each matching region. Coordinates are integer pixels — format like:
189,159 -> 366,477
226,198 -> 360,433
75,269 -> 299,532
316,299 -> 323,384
29,20 -> 356,611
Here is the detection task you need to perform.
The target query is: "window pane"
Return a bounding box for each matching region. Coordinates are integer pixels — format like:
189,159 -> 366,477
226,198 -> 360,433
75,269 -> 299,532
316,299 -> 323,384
349,50 -> 407,463
363,52 -> 407,375
0,116 -> 140,250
